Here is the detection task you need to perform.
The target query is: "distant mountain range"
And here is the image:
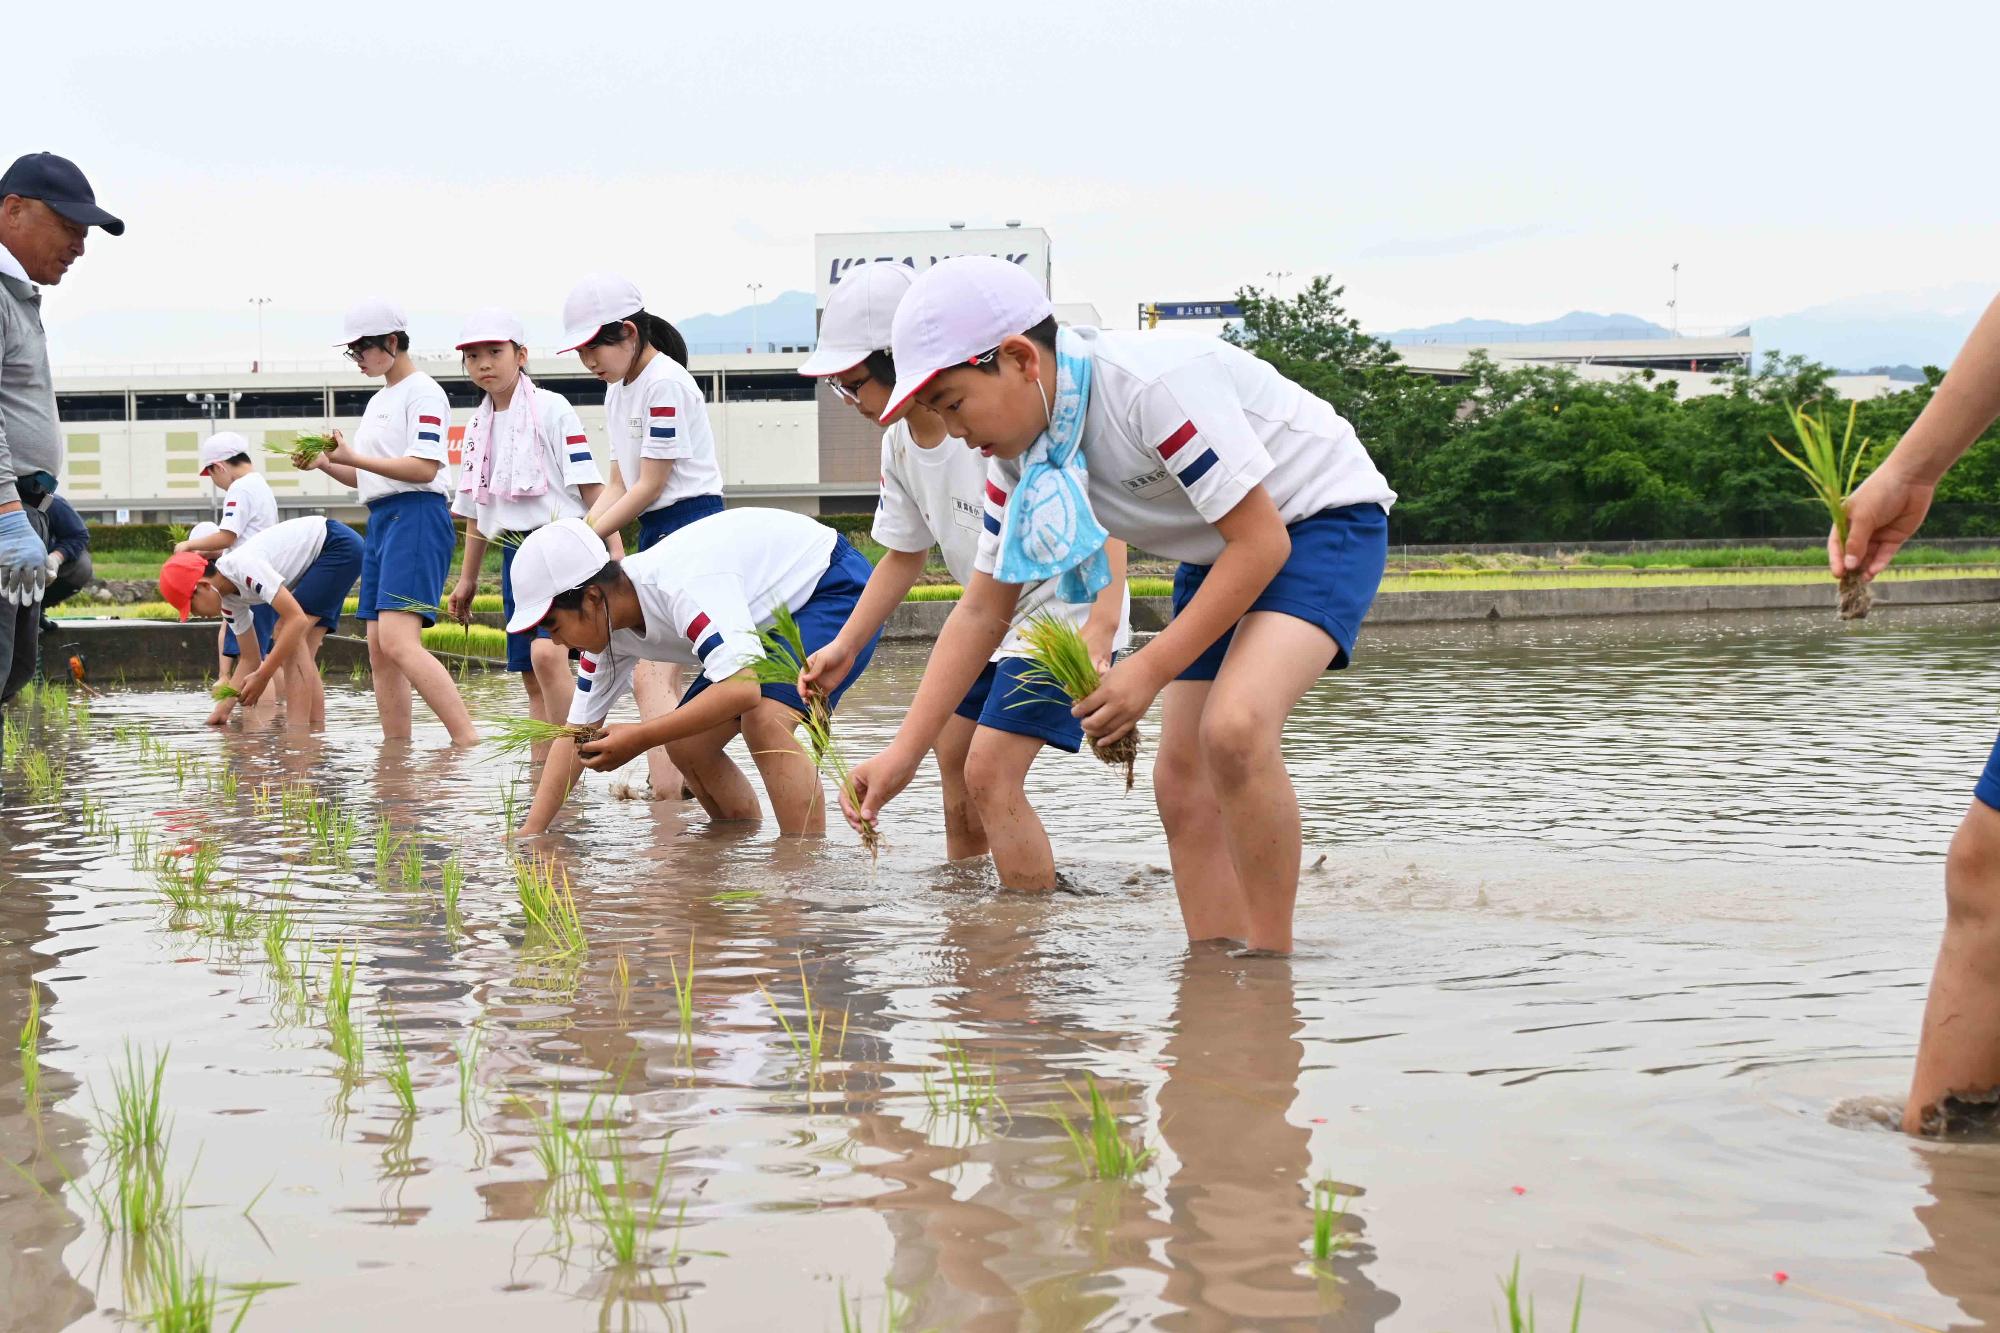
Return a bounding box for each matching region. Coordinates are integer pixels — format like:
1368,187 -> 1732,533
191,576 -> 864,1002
1376,288 -> 1994,375
1377,311 -> 1681,345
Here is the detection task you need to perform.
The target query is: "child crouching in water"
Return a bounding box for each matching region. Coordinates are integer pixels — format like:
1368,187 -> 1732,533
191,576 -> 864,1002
158,515 -> 366,729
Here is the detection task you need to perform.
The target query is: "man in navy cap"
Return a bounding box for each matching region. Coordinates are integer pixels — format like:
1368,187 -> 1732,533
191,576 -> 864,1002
0,152 -> 121,738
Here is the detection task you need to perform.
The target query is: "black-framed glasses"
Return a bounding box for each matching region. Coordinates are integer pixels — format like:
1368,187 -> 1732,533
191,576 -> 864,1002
830,371 -> 874,406
343,336 -> 388,364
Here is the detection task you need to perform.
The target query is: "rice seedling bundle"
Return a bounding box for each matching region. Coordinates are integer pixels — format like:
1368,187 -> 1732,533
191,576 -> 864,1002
1768,400 -> 1884,620
485,716 -> 602,757
512,855 -> 588,958
751,606 -> 879,858
1013,613 -> 1140,789
211,682 -> 240,702
267,432 -> 334,469
1056,1074 -> 1153,1180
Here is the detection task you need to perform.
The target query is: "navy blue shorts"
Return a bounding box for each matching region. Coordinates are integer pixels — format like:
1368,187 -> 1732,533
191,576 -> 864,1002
499,538 -> 553,674
638,493 -> 725,551
1976,733 -> 2000,812
680,538 -> 881,718
222,602 -> 278,659
293,520 -> 365,633
356,491 -> 455,625
954,657 -> 1085,753
1172,503 -> 1389,682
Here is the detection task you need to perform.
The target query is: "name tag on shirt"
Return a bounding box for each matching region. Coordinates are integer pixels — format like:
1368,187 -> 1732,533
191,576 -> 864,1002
951,496 -> 980,531
1121,466 -> 1176,500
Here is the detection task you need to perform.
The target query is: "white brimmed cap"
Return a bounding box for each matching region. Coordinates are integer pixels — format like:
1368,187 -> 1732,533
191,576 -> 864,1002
455,307 -> 527,350
879,256 -> 1054,424
798,262 -> 914,377
336,297 -> 408,345
558,273 -> 645,354
188,521 -> 222,543
504,518 -> 611,633
198,432 -> 252,473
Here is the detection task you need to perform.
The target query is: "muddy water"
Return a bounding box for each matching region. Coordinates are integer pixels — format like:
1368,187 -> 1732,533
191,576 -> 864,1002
5,605 -> 2000,1331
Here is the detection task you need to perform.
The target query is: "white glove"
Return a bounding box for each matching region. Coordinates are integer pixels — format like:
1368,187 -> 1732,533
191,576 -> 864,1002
45,551 -> 61,577
0,510 -> 48,607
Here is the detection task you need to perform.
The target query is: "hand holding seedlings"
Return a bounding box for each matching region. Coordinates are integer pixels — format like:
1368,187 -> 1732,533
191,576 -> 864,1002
798,635 -> 859,699
1768,400 -> 1884,619
576,722 -> 650,772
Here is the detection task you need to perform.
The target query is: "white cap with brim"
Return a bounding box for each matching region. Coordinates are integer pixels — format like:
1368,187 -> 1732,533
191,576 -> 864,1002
798,262 -> 915,378
879,256 -> 1055,424
455,307 -> 528,350
558,273 -> 646,354
188,521 -> 223,543
198,432 -> 252,473
337,297 -> 408,346
504,518 -> 611,634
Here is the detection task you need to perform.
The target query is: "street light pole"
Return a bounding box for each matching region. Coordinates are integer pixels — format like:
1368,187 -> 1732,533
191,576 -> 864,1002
1266,270 -> 1292,300
1669,262 -> 1680,336
746,282 -> 764,353
185,392 -> 243,436
249,296 -> 272,370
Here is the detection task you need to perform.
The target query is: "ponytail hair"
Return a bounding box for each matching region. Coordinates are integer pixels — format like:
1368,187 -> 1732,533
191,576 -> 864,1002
593,309 -> 688,368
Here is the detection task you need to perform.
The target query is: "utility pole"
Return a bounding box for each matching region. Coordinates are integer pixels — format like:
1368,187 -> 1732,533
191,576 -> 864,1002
746,282 -> 764,353
249,296 -> 272,370
1669,263 -> 1680,336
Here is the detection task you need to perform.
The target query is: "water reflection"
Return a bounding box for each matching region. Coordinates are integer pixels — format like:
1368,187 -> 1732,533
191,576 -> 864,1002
5,607 -> 2000,1328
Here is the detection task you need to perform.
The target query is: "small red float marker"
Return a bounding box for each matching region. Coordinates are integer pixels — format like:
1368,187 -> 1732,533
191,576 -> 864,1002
1511,1186 -> 1527,1195
1773,1271 -> 1789,1285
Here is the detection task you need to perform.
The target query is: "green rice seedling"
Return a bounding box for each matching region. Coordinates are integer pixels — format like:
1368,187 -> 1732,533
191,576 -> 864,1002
1496,1257 -> 1584,1333
512,1088 -> 586,1230
398,843 -> 424,890
1310,1176 -> 1350,1270
484,715 -> 603,757
1769,399 -> 1882,620
21,749 -> 64,803
373,821 -> 397,869
269,431 -> 333,468
613,952 -> 632,1014
668,934 -> 694,1036
210,682 -> 240,702
219,766 -> 238,803
205,894 -> 256,942
749,606 -> 879,858
710,888 -> 760,904
920,1038 -> 1005,1125
130,1227 -> 284,1332
2,712 -> 24,762
498,778 -> 522,833
128,824 -> 152,869
754,954 -> 848,1086
513,855 -> 587,958
1012,612 -> 1138,790
317,807 -> 359,865
836,1280 -> 918,1333
97,1141 -> 186,1240
439,851 -> 464,930
1056,1074 -> 1154,1181
96,1043 -> 171,1160
19,982 -> 40,1111
577,1127 -> 677,1267
379,1010 -> 417,1114
456,1027 -> 483,1122
324,945 -> 363,1071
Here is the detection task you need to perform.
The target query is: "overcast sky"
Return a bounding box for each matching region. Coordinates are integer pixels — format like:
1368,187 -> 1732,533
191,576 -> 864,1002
11,0 -> 1999,364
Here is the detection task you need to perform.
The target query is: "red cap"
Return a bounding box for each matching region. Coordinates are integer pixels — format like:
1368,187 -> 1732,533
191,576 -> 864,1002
158,551 -> 209,621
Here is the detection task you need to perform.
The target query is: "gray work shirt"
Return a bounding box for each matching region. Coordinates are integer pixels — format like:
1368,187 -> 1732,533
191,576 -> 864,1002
0,247 -> 61,507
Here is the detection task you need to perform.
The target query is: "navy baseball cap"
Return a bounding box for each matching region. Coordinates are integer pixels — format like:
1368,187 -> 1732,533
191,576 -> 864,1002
0,153 -> 124,236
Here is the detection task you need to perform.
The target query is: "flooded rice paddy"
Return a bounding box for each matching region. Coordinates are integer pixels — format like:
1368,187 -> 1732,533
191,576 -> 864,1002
6,606 -> 2000,1331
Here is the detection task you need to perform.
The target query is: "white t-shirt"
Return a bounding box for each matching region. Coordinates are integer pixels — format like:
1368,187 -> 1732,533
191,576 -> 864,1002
973,327 -> 1396,570
350,372 -> 453,504
217,516 -> 331,639
218,471 -> 278,545
567,508 -> 839,727
873,420 -> 1128,659
601,350 -> 722,513
449,385 -> 605,538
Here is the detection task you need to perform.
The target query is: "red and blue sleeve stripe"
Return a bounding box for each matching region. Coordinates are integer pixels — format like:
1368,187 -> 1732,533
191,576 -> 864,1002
416,413 -> 443,445
565,433 -> 590,463
1159,420 -> 1219,486
648,405 -> 677,442
576,653 -> 597,692
685,612 -> 722,660
982,479 -> 1007,536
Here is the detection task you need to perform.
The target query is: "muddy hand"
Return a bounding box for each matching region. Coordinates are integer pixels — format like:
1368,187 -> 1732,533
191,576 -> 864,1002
577,722 -> 646,772
1837,465 -> 1935,579
843,749 -> 916,829
1074,657 -> 1152,744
